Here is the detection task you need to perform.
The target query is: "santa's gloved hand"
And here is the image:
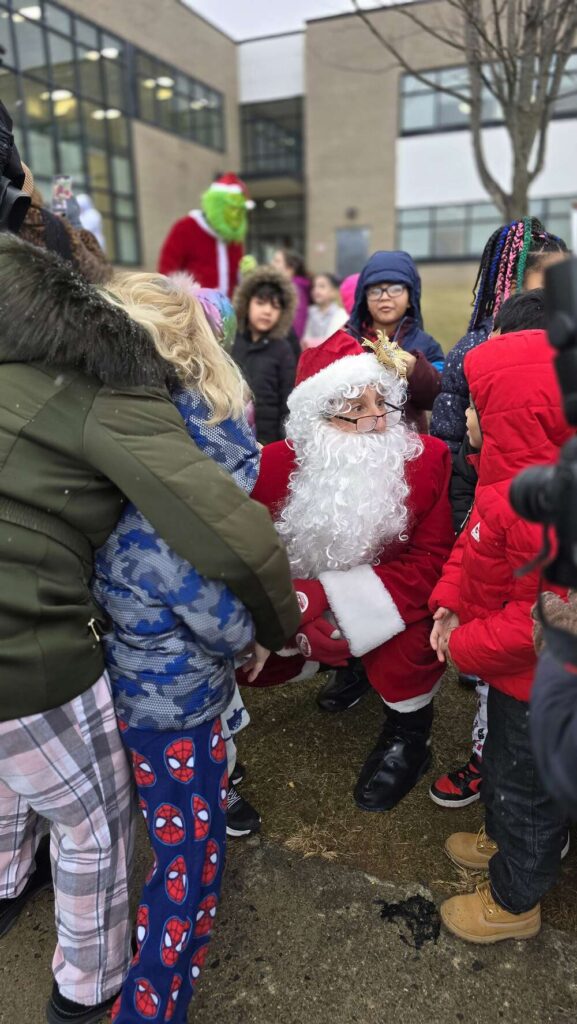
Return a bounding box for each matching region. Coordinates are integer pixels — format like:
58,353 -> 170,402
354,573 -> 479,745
293,578 -> 329,625
296,616 -> 350,666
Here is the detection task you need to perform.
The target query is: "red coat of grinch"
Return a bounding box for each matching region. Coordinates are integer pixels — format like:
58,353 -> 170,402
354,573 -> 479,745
250,433 -> 454,705
158,211 -> 243,298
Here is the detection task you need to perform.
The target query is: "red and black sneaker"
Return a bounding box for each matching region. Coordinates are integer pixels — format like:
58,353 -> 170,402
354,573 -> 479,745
429,753 -> 482,808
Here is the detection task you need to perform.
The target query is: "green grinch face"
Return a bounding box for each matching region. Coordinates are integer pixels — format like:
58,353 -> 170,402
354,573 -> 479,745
202,189 -> 248,243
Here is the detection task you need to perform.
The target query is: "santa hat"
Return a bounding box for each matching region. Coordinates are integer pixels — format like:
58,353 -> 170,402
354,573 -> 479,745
207,173 -> 255,209
288,332 -> 404,416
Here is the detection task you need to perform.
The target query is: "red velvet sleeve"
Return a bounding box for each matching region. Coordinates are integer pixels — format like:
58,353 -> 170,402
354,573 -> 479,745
158,218 -> 193,275
250,440 -> 295,518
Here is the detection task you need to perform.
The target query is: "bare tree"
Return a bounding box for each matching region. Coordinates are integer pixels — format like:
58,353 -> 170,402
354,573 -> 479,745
352,0 -> 577,221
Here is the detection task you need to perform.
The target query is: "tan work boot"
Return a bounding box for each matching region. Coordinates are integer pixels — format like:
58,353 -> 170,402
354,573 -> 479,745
445,825 -> 498,870
441,880 -> 541,944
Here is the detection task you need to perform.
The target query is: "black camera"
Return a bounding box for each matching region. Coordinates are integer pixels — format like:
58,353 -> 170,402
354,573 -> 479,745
509,257 -> 577,587
0,100 -> 29,233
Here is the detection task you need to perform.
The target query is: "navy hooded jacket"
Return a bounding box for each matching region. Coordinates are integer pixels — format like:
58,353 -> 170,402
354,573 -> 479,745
349,251 -> 445,372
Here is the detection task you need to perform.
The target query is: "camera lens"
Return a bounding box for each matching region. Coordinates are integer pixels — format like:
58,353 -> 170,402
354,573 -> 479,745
509,465 -> 558,524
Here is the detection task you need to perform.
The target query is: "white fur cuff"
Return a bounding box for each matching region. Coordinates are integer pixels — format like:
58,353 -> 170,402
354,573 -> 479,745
319,564 -> 405,657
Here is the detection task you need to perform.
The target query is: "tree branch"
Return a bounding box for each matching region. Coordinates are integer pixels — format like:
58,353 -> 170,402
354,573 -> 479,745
355,0 -> 577,219
393,7 -> 464,54
350,1 -> 470,103
464,5 -> 507,212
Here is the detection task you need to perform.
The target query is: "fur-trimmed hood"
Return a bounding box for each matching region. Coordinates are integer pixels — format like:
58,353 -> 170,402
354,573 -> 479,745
0,235 -> 173,387
233,265 -> 297,339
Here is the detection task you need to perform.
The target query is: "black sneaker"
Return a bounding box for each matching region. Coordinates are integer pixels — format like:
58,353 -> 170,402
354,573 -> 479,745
316,659 -> 371,712
0,834 -> 52,939
458,673 -> 481,690
226,785 -> 261,837
46,981 -> 120,1024
231,760 -> 246,786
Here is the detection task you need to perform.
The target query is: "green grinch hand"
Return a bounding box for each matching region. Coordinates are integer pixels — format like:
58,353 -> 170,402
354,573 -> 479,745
239,254 -> 258,276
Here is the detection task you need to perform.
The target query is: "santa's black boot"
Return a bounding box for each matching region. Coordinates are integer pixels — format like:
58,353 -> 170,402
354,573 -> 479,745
316,658 -> 371,712
353,702 -> 433,812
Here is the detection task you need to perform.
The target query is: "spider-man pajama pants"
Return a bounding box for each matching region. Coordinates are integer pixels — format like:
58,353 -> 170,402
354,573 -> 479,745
112,715 -> 227,1024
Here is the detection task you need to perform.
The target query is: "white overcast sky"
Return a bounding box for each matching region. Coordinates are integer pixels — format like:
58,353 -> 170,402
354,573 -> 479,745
183,1 -> 403,41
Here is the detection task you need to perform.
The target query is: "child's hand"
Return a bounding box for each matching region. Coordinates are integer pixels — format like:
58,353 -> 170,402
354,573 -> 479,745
430,606 -> 460,663
399,350 -> 417,378
243,642 -> 270,682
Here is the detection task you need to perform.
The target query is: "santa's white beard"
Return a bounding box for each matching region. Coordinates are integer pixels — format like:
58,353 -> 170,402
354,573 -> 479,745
278,419 -> 423,577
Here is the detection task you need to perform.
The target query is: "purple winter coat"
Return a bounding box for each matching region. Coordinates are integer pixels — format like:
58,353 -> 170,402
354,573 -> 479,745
291,275 -> 311,341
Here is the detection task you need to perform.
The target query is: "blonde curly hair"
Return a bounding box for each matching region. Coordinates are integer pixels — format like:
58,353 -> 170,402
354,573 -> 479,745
104,271 -> 246,424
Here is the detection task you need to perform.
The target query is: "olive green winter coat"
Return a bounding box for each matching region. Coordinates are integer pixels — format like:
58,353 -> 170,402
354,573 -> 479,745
0,236 -> 300,720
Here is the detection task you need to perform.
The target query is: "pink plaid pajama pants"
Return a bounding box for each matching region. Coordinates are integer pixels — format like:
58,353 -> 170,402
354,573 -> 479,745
0,673 -> 136,1005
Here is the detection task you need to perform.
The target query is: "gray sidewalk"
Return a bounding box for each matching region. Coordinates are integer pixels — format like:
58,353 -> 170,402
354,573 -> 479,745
3,834 -> 577,1024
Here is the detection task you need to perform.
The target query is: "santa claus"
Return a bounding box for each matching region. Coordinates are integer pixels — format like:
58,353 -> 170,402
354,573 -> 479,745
249,332 -> 454,811
158,173 -> 252,298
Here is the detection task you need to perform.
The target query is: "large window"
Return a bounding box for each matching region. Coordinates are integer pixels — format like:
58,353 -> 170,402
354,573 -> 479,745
241,98 -> 303,178
247,196 -> 305,265
0,0 -> 228,264
400,54 -> 577,135
0,0 -> 139,263
134,51 -> 225,152
397,197 -> 576,261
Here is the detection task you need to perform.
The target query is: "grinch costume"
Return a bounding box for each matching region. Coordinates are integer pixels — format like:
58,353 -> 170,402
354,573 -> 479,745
158,174 -> 251,297
245,333 -> 454,811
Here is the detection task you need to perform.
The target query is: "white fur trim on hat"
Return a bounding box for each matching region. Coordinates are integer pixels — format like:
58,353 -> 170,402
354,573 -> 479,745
209,182 -> 243,194
320,564 -> 405,657
287,352 -> 392,414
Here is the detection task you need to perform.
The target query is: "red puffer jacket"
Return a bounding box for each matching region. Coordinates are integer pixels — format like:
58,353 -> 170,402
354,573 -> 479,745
429,329 -> 572,702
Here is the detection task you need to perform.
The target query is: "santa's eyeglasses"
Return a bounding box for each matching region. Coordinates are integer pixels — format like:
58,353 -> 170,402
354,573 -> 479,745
329,402 -> 403,432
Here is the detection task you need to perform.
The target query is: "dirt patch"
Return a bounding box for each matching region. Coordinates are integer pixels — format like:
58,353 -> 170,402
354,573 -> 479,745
236,668 -> 577,932
375,893 -> 441,949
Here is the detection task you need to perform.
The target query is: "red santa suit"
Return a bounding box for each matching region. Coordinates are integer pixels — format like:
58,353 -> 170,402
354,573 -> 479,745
158,210 -> 243,298
247,334 -> 455,709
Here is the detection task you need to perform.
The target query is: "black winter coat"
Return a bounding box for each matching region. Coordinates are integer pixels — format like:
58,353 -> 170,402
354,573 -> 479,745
531,648 -> 577,820
430,319 -> 492,454
232,330 -> 296,445
450,436 -> 479,534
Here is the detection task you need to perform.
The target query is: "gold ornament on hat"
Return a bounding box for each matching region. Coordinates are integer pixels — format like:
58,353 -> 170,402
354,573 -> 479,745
362,330 -> 408,379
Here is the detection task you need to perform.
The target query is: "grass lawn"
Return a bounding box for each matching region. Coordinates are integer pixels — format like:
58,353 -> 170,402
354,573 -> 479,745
421,283 -> 475,354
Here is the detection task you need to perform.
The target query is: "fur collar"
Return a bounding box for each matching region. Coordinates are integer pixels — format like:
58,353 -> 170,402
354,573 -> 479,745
0,235 -> 173,387
234,265 -> 297,340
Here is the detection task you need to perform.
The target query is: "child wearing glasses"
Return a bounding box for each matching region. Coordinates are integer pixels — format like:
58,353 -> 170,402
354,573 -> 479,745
330,251 -> 445,435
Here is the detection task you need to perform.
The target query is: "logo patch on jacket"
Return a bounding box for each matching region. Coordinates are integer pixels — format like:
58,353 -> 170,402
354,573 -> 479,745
470,521 -> 481,542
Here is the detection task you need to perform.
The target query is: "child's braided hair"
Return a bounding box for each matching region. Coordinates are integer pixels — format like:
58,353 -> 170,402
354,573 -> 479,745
469,217 -> 567,331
